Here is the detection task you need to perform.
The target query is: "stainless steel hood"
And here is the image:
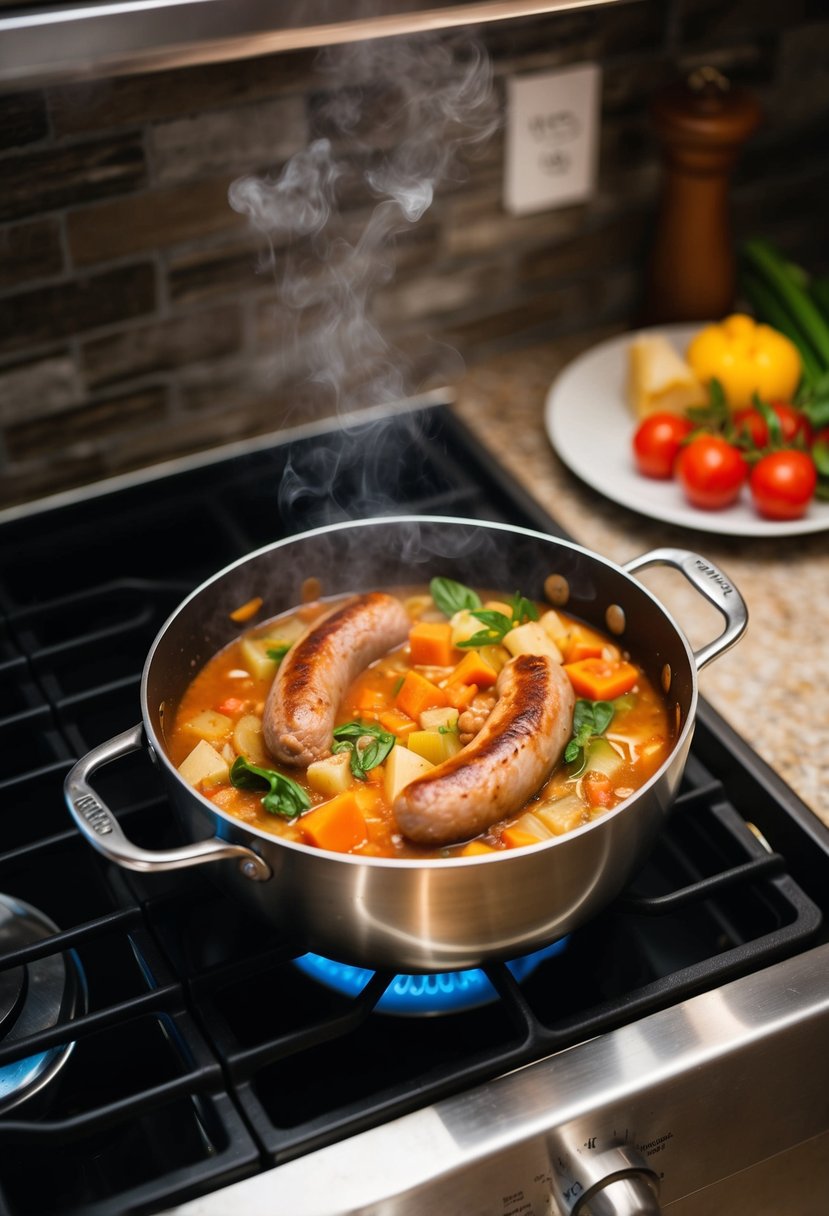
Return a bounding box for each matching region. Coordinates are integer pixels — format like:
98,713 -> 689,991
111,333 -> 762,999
0,0 -> 630,90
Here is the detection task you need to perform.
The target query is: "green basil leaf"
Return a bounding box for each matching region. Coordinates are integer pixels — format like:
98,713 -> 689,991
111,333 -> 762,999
332,721 -> 395,781
266,642 -> 292,663
429,577 -> 482,618
564,699 -> 617,772
229,755 -> 310,819
508,592 -> 539,626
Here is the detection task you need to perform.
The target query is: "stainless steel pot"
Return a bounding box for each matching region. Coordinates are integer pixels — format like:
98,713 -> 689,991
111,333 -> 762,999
64,517 -> 747,972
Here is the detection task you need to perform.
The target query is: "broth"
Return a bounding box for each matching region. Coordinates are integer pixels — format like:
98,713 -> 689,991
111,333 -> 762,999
166,583 -> 673,860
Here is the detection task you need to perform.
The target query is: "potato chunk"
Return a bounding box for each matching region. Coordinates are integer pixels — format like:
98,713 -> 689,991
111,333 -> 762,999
232,714 -> 268,766
184,710 -> 233,742
407,729 -> 462,766
384,746 -> 434,803
178,740 -> 229,789
419,706 -> 459,732
306,752 -> 354,798
503,621 -> 563,662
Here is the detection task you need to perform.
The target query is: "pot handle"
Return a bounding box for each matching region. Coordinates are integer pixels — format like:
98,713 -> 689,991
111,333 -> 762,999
623,547 -> 747,671
64,723 -> 272,881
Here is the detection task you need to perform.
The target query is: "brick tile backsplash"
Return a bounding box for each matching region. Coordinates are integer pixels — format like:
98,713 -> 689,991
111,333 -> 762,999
1,0 -> 828,510
0,218 -> 63,289
1,131 -> 146,223
67,175 -> 245,265
0,90 -> 48,150
82,304 -> 245,388
0,263 -> 157,357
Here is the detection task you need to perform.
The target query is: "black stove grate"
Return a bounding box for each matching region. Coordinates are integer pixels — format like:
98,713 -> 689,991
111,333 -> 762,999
0,403 -> 826,1216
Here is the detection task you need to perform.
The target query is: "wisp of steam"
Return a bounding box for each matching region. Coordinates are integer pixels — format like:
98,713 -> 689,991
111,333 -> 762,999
228,32 -> 499,531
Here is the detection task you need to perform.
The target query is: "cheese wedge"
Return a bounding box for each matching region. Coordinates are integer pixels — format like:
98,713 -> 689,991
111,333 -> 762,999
627,334 -> 706,419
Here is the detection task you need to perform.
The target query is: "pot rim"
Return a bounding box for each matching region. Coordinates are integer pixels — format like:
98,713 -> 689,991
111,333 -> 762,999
141,514 -> 700,866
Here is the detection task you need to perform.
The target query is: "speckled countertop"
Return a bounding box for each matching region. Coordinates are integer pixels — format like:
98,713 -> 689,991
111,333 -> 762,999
451,329 -> 829,828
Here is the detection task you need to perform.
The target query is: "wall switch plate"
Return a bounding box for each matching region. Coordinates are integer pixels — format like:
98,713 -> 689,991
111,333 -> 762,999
504,63 -> 601,215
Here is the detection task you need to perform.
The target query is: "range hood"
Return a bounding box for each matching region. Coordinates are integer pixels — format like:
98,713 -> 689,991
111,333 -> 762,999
0,0 -> 630,90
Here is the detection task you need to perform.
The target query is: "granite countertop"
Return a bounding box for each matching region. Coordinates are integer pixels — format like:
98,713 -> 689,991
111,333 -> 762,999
451,330 -> 829,828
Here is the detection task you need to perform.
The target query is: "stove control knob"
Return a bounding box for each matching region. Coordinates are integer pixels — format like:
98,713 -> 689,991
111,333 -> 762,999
577,1173 -> 661,1216
548,1143 -> 661,1216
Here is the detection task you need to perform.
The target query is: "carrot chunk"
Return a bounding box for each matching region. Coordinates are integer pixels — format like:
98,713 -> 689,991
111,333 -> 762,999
501,827 -> 544,850
460,839 -> 497,856
563,638 -> 604,663
229,596 -> 263,623
378,708 -> 418,738
447,650 -> 498,689
408,621 -> 457,667
563,657 -> 638,701
299,791 -> 368,853
444,681 -> 479,711
394,670 -> 449,719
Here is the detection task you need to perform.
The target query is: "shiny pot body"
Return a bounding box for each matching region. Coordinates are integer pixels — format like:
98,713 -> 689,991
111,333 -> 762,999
66,517 -> 746,972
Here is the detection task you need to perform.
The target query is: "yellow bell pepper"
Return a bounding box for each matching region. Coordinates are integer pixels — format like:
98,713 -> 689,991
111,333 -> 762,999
685,314 -> 801,409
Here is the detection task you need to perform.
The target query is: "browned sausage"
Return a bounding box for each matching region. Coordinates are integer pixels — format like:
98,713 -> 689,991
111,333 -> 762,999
263,592 -> 410,767
393,653 -> 575,846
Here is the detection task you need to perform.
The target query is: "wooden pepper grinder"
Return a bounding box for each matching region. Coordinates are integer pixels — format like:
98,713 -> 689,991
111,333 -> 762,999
643,66 -> 762,324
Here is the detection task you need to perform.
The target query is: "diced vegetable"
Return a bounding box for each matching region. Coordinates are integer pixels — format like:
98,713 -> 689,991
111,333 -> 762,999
419,706 -> 459,731
460,840 -> 496,856
378,708 -> 418,738
501,827 -> 543,849
183,710 -> 233,742
178,740 -> 229,788
306,751 -> 354,798
383,745 -> 434,802
239,637 -> 279,681
583,737 -> 625,779
446,650 -> 498,689
563,657 -> 638,701
394,670 -> 449,719
444,681 -> 479,711
408,621 -> 457,667
229,596 -> 263,623
539,609 -> 568,646
298,791 -> 368,853
232,714 -> 269,766
503,812 -> 553,845
583,770 -> 615,808
449,608 -> 485,647
503,621 -> 563,662
537,795 -> 590,836
407,728 -> 462,766
217,696 -> 247,716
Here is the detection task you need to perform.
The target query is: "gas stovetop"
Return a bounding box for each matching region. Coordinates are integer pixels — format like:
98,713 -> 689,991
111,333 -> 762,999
0,402 -> 827,1216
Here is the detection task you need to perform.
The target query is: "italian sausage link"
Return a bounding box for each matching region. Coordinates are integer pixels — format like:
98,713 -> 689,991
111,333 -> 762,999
393,653 -> 575,846
263,592 -> 410,767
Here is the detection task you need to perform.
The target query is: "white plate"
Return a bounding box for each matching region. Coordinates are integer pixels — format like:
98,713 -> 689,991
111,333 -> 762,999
544,324 -> 829,538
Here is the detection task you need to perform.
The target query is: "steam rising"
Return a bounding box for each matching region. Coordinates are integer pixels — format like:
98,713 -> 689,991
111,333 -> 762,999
228,32 -> 499,528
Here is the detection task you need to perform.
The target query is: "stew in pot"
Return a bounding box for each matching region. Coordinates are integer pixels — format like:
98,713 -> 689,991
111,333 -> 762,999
165,578 -> 673,860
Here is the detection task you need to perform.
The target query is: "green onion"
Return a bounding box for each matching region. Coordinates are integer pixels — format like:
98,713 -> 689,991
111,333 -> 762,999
741,239 -> 829,369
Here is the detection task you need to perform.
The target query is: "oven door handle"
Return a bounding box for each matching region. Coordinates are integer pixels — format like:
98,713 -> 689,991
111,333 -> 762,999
623,547 -> 748,671
64,723 -> 272,881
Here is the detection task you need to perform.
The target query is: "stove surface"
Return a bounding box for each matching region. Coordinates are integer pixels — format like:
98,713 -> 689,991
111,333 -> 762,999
0,404 -> 827,1216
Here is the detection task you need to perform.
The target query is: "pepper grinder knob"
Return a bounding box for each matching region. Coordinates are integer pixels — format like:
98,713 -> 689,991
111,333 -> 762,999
642,66 -> 762,324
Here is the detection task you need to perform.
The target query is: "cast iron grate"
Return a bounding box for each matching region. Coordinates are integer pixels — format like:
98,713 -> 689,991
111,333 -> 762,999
0,404 -> 825,1215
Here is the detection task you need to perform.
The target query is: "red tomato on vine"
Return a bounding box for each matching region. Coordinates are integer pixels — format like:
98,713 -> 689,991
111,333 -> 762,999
675,435 -> 748,510
632,413 -> 695,479
749,450 -> 817,520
